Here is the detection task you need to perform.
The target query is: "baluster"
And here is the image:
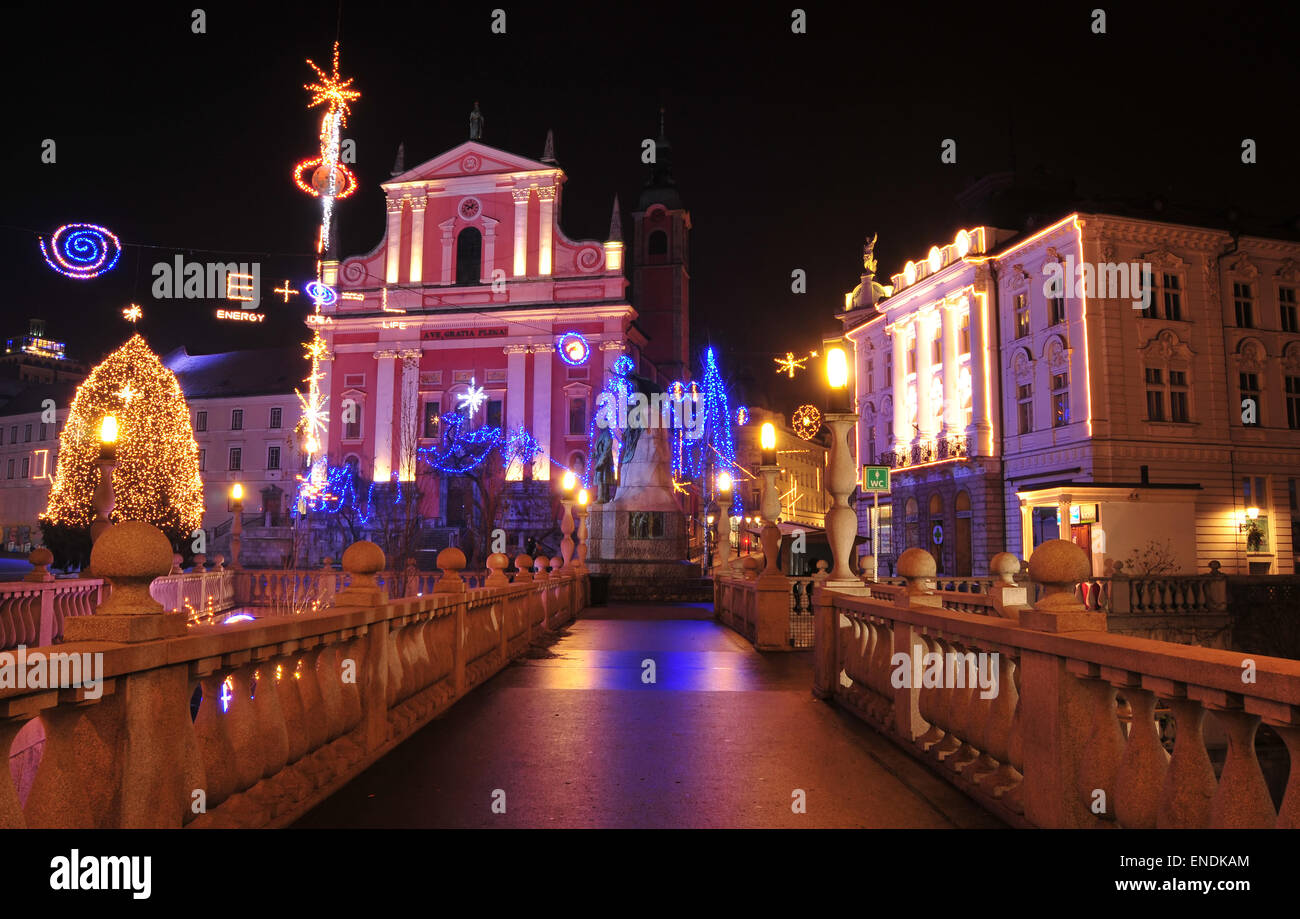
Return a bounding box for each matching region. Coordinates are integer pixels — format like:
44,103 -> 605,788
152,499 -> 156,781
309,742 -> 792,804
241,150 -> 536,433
192,672 -> 238,812
387,626 -> 407,705
253,658 -> 290,780
915,632 -> 945,751
976,651 -> 1020,795
944,640 -> 982,773
929,636 -> 965,762
0,716 -> 28,827
1110,677 -> 1169,829
316,644 -> 347,741
1271,720 -> 1300,829
1001,657 -> 1025,812
1071,666 -> 1125,822
1206,705 -> 1276,828
277,657 -> 309,764
224,664 -> 266,793
1155,694 -> 1216,828
296,647 -> 330,753
869,618 -> 894,703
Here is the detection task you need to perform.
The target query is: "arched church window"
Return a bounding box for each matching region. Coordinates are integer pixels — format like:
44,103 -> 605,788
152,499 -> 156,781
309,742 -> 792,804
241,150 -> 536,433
456,227 -> 482,285
647,230 -> 668,260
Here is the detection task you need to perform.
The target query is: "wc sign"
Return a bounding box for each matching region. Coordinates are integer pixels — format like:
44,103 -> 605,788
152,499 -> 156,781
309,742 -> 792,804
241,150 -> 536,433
862,466 -> 890,492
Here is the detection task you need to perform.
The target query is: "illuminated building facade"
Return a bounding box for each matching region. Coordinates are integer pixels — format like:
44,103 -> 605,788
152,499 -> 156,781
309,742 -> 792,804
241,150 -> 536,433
839,213 -> 1300,577
0,319 -> 86,383
319,126 -> 684,525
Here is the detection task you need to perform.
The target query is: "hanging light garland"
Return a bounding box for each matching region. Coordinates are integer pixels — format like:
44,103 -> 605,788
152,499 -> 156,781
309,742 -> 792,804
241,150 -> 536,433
791,403 -> 823,440
39,223 -> 122,279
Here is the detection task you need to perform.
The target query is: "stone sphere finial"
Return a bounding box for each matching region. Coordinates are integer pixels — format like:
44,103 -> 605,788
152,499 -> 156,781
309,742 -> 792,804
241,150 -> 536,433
434,546 -> 467,594
192,553 -> 207,571
341,540 -> 386,591
513,553 -> 534,583
486,552 -> 510,587
897,547 -> 936,594
812,559 -> 829,580
25,547 -> 54,583
551,555 -> 564,577
989,552 -> 1020,585
92,521 -> 173,615
1027,538 -> 1090,609
212,553 -> 226,571
741,555 -> 761,580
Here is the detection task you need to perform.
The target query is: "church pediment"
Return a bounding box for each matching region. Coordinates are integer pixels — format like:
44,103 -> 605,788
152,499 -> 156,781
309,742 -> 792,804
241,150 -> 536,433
384,142 -> 555,186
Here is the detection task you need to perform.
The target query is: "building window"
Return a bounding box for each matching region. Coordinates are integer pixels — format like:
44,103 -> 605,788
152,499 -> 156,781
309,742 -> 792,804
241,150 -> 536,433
456,227 -> 482,285
1017,383 -> 1033,435
647,230 -> 668,258
196,411 -> 207,432
1014,294 -> 1030,339
1234,282 -> 1254,328
569,397 -> 587,436
344,402 -> 362,440
487,399 -> 503,429
1163,273 -> 1183,321
8,426 -> 15,443
1170,370 -> 1189,422
885,352 -> 893,383
0,428 -> 5,445
5,459 -> 11,479
1145,368 -> 1165,421
199,449 -> 206,472
267,445 -> 281,470
228,447 -> 242,471
1287,376 -> 1300,430
39,423 -> 47,441
423,401 -> 440,439
1241,373 -> 1261,426
20,457 -> 28,478
959,314 -> 970,354
1049,295 -> 1066,327
906,338 -> 916,374
23,424 -> 31,443
269,407 -> 282,429
1051,372 -> 1070,427
1281,287 -> 1298,333
931,331 -> 942,364
231,409 -> 243,431
866,425 -> 876,464
865,359 -> 874,393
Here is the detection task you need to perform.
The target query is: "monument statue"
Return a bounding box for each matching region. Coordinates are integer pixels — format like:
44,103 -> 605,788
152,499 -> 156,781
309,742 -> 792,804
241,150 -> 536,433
618,369 -> 664,466
863,232 -> 879,277
591,426 -> 615,503
469,102 -> 484,140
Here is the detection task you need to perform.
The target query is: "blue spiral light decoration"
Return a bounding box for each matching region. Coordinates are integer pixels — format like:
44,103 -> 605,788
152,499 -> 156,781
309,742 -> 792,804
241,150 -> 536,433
39,223 -> 122,279
304,281 -> 338,307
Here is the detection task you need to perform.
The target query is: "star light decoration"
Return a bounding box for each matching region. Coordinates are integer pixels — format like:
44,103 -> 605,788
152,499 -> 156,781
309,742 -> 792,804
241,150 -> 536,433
457,378 -> 488,416
774,350 -> 818,378
791,404 -> 823,441
122,304 -> 142,323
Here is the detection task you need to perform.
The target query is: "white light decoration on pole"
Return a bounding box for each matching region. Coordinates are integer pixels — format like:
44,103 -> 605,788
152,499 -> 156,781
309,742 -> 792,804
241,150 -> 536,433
715,470 -> 734,571
758,421 -> 783,582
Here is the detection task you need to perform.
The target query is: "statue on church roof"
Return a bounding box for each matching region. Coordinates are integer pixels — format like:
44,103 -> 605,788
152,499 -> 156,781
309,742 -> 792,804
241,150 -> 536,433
862,232 -> 879,277
469,102 -> 484,141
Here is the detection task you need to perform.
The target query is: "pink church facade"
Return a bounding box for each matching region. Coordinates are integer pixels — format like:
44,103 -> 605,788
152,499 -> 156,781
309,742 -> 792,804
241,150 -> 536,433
315,139 -> 647,523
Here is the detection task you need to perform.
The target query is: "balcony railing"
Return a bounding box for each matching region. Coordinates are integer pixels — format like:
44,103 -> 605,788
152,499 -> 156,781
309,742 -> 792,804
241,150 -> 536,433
881,435 -> 968,470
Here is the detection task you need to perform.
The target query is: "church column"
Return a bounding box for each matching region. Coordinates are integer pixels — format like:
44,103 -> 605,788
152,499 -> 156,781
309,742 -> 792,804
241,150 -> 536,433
385,198 -> 404,285
408,195 -> 427,285
373,350 -> 398,482
941,299 -> 961,436
970,267 -> 994,455
916,307 -> 938,439
481,218 -> 499,285
537,186 -> 556,277
890,320 -> 908,452
531,344 -> 555,480
511,188 -> 530,277
600,339 -> 623,380
397,350 -> 421,482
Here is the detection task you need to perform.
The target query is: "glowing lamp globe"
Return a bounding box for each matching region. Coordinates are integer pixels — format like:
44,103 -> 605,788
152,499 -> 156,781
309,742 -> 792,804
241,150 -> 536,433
717,471 -> 733,493
760,422 -> 776,451
231,482 -> 243,502
826,347 -> 848,389
561,470 -> 576,492
578,488 -> 589,506
100,415 -> 118,444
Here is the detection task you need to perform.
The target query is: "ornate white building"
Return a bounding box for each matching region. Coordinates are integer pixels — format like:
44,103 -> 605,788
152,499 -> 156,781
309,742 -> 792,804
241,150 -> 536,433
837,213 -> 1300,577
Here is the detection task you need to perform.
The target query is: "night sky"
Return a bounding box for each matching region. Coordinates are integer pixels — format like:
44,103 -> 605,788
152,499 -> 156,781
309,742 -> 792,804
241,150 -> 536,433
4,0 -> 1298,415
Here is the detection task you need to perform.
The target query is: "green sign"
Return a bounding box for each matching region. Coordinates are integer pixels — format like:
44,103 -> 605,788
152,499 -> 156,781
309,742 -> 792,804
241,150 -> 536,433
862,465 -> 890,492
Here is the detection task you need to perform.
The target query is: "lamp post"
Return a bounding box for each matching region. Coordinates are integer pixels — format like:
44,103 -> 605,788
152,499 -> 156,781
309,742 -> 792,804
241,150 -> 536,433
90,415 -> 118,544
714,470 -> 733,571
575,488 -> 590,570
758,422 -> 784,581
823,347 -> 860,585
560,469 -> 576,569
230,482 -> 244,570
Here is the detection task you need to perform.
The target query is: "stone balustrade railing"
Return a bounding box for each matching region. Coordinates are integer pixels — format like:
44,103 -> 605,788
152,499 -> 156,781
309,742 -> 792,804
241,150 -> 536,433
814,542 -> 1299,829
150,569 -> 236,617
234,568 -> 497,611
0,578 -> 104,651
0,531 -> 587,830
715,558 -> 818,651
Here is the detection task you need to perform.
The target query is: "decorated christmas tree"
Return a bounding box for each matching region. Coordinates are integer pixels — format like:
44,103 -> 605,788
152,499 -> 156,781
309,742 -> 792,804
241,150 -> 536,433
40,333 -> 204,562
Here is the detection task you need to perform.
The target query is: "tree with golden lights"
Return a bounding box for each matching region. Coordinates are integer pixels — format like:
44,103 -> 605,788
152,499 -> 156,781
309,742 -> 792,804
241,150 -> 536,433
40,334 -> 204,563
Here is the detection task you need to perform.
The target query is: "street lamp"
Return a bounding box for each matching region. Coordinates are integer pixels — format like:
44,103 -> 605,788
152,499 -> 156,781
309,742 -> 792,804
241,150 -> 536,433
90,415 -> 118,544
823,346 -> 860,584
575,488 -> 590,569
757,421 -> 783,582
560,471 -> 576,568
230,482 -> 244,570
715,470 -> 734,571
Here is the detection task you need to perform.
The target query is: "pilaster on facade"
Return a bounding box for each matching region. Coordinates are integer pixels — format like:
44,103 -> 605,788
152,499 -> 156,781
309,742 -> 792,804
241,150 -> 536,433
536,186 -> 557,277
511,188 -> 530,277
397,350 -> 422,482
372,349 -> 401,482
385,197 -> 405,285
531,343 -> 555,480
504,343 -> 530,433
409,195 -> 428,285
438,218 -> 456,285
915,307 -> 938,439
888,317 -> 911,452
